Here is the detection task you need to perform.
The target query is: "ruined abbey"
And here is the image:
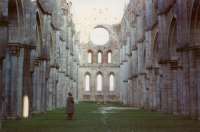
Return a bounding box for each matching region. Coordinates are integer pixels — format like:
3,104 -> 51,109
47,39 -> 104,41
0,0 -> 200,126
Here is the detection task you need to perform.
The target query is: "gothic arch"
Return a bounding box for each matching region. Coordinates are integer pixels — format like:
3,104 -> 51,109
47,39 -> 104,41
8,0 -> 24,39
168,17 -> 177,59
107,50 -> 112,63
84,72 -> 91,92
36,11 -> 43,56
190,0 -> 200,45
96,72 -> 103,92
153,32 -> 159,66
97,50 -> 103,64
87,50 -> 93,63
108,73 -> 115,92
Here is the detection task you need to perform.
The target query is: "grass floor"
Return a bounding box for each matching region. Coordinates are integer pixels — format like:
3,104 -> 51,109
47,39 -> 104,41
2,102 -> 200,132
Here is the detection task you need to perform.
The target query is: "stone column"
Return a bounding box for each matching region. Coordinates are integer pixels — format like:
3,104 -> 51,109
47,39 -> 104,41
32,59 -> 40,113
47,66 -> 58,110
4,44 -> 24,119
137,43 -> 146,108
159,62 -> 173,113
195,48 -> 200,120
168,59 -> 181,115
22,46 -> 33,118
188,47 -> 200,119
131,46 -> 138,107
0,58 -> 3,128
0,58 -> 3,100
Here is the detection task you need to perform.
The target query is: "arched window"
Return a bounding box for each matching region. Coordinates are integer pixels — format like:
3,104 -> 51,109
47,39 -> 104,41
97,51 -> 102,64
97,73 -> 103,91
88,51 -> 92,63
109,74 -> 115,91
85,74 -> 90,91
108,51 -> 112,63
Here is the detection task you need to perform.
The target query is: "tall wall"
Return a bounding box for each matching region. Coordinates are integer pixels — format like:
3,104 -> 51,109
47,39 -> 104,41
119,0 -> 200,119
0,0 -> 79,122
78,25 -> 120,102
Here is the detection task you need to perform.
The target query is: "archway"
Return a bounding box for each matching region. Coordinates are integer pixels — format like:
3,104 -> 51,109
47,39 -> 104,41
97,51 -> 103,64
36,12 -> 43,56
109,73 -> 115,92
87,50 -> 93,64
96,73 -> 103,92
85,73 -> 91,92
107,51 -> 112,64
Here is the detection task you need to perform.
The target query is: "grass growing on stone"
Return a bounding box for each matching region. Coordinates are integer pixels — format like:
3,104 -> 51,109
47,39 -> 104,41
2,102 -> 200,132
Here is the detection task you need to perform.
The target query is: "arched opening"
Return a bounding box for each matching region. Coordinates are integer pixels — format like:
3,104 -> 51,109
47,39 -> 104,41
168,18 -> 177,58
88,50 -> 93,64
97,51 -> 103,64
36,12 -> 43,56
153,33 -> 159,66
191,0 -> 200,45
108,51 -> 112,64
85,74 -> 91,91
109,74 -> 115,91
8,0 -> 23,39
97,73 -> 103,92
23,95 -> 29,118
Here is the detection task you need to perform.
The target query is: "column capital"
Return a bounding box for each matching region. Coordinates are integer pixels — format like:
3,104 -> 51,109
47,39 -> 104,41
168,59 -> 183,70
33,58 -> 40,66
7,44 -> 20,56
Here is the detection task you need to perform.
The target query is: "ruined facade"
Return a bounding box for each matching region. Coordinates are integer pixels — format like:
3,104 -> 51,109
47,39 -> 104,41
119,0 -> 200,119
0,0 -> 79,124
78,25 -> 120,102
1,0 -> 200,127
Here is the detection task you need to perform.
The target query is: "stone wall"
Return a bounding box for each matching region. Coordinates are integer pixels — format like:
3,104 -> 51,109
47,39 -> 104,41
78,25 -> 120,102
119,0 -> 200,119
0,0 -> 79,120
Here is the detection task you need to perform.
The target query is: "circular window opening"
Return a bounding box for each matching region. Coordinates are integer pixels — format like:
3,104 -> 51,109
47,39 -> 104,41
90,28 -> 109,45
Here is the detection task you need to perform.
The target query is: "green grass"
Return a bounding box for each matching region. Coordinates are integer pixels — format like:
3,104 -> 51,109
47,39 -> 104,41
2,102 -> 200,132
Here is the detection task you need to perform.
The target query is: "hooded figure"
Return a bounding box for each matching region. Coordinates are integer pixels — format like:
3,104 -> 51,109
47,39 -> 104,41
66,92 -> 75,120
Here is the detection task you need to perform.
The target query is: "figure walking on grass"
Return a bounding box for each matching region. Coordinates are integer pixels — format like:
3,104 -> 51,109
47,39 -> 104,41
66,92 -> 75,120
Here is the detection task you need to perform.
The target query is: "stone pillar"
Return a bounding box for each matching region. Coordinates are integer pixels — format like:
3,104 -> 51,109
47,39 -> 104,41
195,48 -> 200,120
22,46 -> 33,118
188,47 -> 200,119
47,66 -> 58,110
0,58 -> 3,127
32,60 -> 40,113
4,44 -> 24,119
32,58 -> 47,113
131,46 -> 138,107
168,59 -> 181,115
0,58 -> 3,101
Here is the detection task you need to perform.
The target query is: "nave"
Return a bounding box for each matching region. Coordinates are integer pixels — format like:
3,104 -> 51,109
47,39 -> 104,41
2,102 -> 200,132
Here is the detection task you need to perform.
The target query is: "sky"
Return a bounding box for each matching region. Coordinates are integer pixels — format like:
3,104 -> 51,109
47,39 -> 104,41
70,0 -> 130,43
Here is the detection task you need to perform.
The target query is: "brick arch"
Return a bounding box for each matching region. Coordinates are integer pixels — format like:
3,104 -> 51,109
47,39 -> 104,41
97,50 -> 103,64
108,72 -> 115,77
96,71 -> 103,76
87,49 -> 94,63
84,72 -> 91,76
106,50 -> 112,63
